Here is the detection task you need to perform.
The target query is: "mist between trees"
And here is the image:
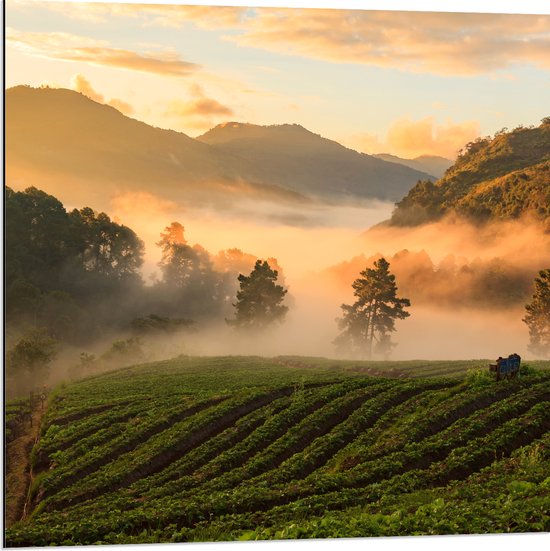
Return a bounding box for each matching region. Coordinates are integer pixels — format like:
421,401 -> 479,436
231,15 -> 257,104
5,186 -> 549,397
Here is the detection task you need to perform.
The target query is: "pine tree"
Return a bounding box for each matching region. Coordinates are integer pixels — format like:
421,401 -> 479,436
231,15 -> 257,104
523,269 -> 550,357
227,260 -> 288,330
335,257 -> 410,359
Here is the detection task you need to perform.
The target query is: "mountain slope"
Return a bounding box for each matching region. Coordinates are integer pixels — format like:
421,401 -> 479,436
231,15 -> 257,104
6,86 -> 432,210
5,85 -> 286,208
198,122 -> 434,202
373,153 -> 453,179
389,120 -> 550,226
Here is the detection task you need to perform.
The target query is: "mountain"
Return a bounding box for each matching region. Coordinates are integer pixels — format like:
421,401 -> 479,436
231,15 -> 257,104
197,122 -> 434,202
5,85 -> 297,209
6,86 -> 433,211
372,153 -> 453,179
389,120 -> 550,226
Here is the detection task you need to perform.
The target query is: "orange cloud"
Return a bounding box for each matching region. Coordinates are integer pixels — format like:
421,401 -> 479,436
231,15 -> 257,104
165,85 -> 234,131
231,10 -> 550,76
6,27 -> 199,77
387,117 -> 480,158
348,117 -> 480,159
70,74 -> 134,115
17,4 -> 550,76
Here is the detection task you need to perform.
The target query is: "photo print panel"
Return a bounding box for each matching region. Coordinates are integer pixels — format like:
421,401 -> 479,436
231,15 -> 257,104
4,0 -> 550,546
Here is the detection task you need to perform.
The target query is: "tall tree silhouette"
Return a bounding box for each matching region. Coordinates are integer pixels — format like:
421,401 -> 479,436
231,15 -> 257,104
523,269 -> 550,357
335,257 -> 410,359
228,260 -> 288,330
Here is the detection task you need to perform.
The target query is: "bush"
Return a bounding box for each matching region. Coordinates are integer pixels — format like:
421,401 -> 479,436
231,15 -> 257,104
464,367 -> 494,388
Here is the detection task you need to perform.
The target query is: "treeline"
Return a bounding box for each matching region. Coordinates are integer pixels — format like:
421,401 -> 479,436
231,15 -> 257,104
5,187 -> 285,390
328,249 -> 536,310
6,186 -> 145,345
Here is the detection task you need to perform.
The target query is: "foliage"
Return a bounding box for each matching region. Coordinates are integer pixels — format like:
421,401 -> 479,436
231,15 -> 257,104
335,258 -> 410,359
391,119 -> 550,226
5,186 -> 145,345
6,328 -> 58,382
100,338 -> 146,368
130,314 -> 194,335
6,356 -> 550,546
523,269 -> 550,357
464,367 -> 494,389
227,260 -> 289,330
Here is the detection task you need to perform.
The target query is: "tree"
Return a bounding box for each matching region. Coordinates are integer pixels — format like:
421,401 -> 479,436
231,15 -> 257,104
6,329 -> 58,384
523,269 -> 550,357
335,257 -> 410,359
227,260 -> 288,330
156,222 -> 222,318
70,207 -> 144,279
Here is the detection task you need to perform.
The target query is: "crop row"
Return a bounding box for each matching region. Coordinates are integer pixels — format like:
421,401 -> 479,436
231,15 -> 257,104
42,385 -> 301,511
337,378 -> 536,466
44,396 -> 194,469
48,380 -> 388,518
320,383 -> 463,472
38,397 -> 157,457
166,400 -> 549,535
232,436 -> 550,540
131,380 -> 367,496
248,379 -> 451,487
46,380 -> 449,517
39,396 -> 225,499
170,432 -> 550,542
188,383 -> 547,513
136,381 -> 390,504
10,399 -> 547,546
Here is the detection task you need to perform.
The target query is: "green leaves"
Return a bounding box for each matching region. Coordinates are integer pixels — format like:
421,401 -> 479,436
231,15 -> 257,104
227,260 -> 288,330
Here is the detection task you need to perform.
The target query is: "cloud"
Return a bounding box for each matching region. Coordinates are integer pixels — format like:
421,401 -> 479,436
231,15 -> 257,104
22,2 -> 247,29
6,27 -> 199,77
386,117 -> 480,158
70,74 -> 135,116
349,117 -> 480,158
164,85 -> 234,131
231,10 -> 550,76
349,132 -> 385,155
70,73 -> 104,103
20,4 -> 550,76
18,2 -> 550,78
107,98 -> 135,116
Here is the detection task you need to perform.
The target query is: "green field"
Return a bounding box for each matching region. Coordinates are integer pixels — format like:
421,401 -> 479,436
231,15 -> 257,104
6,356 -> 550,546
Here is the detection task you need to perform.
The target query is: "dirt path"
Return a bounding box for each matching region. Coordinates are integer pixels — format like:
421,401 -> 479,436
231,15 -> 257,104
5,405 -> 44,528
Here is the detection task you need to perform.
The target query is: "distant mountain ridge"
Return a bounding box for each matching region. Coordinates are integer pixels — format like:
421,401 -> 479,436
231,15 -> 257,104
390,120 -> 550,226
197,121 -> 435,202
372,153 -> 453,179
6,86 -> 433,211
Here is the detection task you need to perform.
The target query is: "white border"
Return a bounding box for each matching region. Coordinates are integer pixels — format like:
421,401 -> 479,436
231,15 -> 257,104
5,1 -> 550,550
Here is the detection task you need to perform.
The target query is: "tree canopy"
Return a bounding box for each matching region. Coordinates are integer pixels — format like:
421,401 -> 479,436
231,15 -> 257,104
335,257 -> 410,359
523,269 -> 550,358
227,260 -> 288,330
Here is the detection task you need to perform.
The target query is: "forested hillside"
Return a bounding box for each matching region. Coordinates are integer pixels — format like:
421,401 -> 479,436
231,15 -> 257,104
390,120 -> 550,226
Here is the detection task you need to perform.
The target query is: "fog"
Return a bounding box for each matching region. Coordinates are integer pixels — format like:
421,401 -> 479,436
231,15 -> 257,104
105,192 -> 548,362
7,181 -> 546,400
108,191 -> 395,281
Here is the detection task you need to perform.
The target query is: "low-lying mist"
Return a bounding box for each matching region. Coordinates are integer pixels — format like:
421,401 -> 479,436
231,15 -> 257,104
7,186 -> 548,399
107,193 -> 548,362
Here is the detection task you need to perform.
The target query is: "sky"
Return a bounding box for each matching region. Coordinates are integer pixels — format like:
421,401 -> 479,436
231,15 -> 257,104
6,0 -> 550,159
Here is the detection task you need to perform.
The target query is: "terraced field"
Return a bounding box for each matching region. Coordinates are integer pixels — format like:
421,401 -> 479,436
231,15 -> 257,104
5,356 -> 550,545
